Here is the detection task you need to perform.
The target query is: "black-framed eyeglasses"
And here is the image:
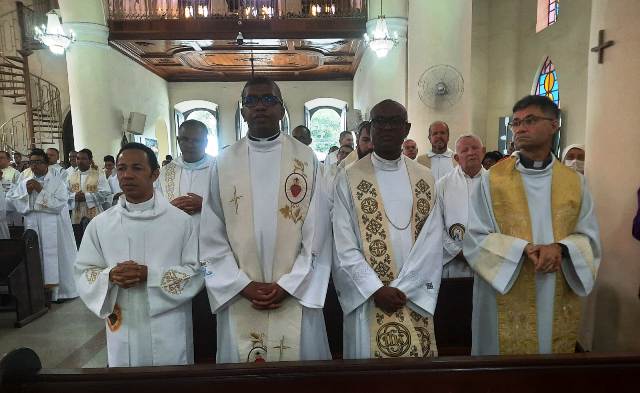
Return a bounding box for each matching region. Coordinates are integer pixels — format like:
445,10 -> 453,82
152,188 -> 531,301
242,95 -> 282,107
371,116 -> 407,128
508,115 -> 555,130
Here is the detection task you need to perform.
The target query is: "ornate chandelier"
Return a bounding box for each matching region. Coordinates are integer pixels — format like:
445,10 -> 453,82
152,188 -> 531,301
34,10 -> 75,55
364,14 -> 398,58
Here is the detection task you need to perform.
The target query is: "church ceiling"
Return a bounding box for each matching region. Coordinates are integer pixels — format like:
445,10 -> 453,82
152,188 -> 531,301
109,38 -> 365,82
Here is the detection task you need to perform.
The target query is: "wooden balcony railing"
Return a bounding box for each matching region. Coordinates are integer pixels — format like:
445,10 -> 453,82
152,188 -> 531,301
107,0 -> 367,21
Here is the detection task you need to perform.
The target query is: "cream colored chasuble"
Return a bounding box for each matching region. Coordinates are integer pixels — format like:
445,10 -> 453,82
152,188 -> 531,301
217,134 -> 316,362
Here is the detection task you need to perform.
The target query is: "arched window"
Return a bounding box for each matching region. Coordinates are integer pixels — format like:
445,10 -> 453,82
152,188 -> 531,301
235,102 -> 290,140
174,100 -> 219,157
534,57 -> 560,106
536,0 -> 559,32
304,98 -> 348,160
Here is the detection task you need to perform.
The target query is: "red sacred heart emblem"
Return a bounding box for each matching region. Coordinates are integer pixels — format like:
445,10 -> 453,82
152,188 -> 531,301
290,178 -> 302,197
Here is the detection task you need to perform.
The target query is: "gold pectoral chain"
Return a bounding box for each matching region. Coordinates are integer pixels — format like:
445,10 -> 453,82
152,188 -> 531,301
383,205 -> 414,231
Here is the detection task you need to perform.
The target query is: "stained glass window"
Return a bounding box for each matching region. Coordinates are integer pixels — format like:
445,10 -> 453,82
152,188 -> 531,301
535,57 -> 559,106
536,0 -> 559,32
548,0 -> 559,26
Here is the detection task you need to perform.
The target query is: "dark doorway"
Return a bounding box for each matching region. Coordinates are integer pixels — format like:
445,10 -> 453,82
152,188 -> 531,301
62,111 -> 74,162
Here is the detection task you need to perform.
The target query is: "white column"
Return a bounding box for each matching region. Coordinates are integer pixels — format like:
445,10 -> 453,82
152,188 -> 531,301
407,0 -> 472,151
353,0 -> 407,118
59,0 -> 122,161
585,0 -> 640,352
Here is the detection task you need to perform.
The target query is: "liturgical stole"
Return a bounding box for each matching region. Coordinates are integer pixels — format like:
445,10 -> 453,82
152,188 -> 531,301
416,153 -> 457,169
69,168 -> 100,223
217,135 -> 316,362
347,155 -> 438,358
489,157 -> 582,354
158,161 -> 181,202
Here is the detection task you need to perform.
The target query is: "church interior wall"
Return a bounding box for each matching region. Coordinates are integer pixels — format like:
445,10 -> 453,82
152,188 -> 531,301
169,80 -> 353,149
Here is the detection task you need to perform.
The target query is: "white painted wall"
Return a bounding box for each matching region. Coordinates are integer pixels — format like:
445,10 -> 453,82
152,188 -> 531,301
169,80 -> 353,149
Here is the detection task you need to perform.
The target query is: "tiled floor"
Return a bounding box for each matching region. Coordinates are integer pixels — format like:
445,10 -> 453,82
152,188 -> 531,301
0,298 -> 107,368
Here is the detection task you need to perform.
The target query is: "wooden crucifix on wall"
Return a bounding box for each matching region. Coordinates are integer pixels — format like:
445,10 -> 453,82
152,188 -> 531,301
590,29 -> 615,64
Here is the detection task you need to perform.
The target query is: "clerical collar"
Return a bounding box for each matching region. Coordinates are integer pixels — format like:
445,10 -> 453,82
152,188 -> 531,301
125,195 -> 155,212
518,152 -> 553,170
181,155 -> 208,170
372,152 -> 403,171
428,148 -> 453,158
248,131 -> 280,142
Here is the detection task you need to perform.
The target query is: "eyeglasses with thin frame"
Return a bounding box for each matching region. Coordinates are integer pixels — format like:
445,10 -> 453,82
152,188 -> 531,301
371,116 -> 407,128
241,95 -> 283,108
508,115 -> 555,131
29,159 -> 47,166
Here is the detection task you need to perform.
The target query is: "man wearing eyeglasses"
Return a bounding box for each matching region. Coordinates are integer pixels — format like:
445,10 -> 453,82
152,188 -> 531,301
200,77 -> 331,363
463,95 -> 601,355
6,148 -> 78,302
416,121 -> 458,180
333,99 -> 444,359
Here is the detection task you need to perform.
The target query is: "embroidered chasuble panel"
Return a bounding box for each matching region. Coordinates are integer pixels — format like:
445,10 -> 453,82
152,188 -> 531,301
69,169 -> 100,224
347,156 -> 437,358
160,162 -> 179,202
489,157 -> 582,354
216,135 -> 316,362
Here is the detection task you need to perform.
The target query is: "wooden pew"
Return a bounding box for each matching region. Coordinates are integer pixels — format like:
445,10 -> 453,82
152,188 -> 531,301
3,352 -> 639,393
0,229 -> 48,327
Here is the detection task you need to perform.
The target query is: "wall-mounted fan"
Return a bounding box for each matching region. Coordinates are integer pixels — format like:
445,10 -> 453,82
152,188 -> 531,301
418,64 -> 464,110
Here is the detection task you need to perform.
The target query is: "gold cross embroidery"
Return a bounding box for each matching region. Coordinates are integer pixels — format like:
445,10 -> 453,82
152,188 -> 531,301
229,185 -> 243,214
273,336 -> 291,361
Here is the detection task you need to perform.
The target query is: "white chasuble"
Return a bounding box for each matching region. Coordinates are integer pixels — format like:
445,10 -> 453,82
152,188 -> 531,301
0,187 -> 9,239
333,153 -> 444,359
416,149 -> 457,181
6,171 -> 77,300
436,165 -> 486,278
463,155 -> 601,355
74,194 -> 203,367
68,168 -> 111,224
202,134 -> 330,363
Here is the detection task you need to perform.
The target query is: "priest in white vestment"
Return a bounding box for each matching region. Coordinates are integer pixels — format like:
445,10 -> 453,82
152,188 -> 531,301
333,100 -> 443,359
200,77 -> 331,363
103,155 -> 121,209
75,143 -> 203,367
67,149 -> 111,224
155,119 -> 214,255
65,150 -> 78,178
463,95 -> 601,355
416,121 -> 457,180
1,151 -> 21,226
436,134 -> 487,278
6,148 -> 77,301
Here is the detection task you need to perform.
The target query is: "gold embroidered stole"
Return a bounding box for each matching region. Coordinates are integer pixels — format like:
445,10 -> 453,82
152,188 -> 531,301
217,135 -> 316,362
489,157 -> 582,354
70,169 -> 100,223
346,156 -> 437,358
338,150 -> 358,169
159,161 -> 181,202
416,153 -> 457,169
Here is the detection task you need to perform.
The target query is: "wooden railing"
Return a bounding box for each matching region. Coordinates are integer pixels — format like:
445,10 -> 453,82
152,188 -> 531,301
107,0 -> 367,20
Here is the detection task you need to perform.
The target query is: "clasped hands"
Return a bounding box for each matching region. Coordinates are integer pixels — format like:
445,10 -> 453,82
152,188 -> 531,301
171,193 -> 203,215
373,286 -> 407,314
524,243 -> 563,273
75,191 -> 86,202
241,281 -> 289,310
109,261 -> 148,288
26,179 -> 43,193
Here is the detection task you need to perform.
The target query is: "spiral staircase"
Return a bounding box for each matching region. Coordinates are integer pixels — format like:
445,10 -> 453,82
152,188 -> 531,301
0,1 -> 63,155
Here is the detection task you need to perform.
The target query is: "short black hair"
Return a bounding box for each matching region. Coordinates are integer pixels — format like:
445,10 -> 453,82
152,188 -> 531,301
339,131 -> 352,143
46,147 -> 59,154
165,154 -> 173,161
78,148 -> 93,160
117,142 -> 159,171
103,155 -> 115,164
0,150 -> 10,160
483,151 -> 504,162
178,119 -> 208,136
13,151 -> 21,157
512,95 -> 560,119
241,76 -> 282,99
30,148 -> 47,161
355,121 -> 371,138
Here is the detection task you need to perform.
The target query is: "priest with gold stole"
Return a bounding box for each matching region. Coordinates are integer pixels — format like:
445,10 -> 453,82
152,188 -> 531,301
200,77 -> 331,363
464,95 -> 601,355
333,99 -> 443,359
67,148 -> 111,224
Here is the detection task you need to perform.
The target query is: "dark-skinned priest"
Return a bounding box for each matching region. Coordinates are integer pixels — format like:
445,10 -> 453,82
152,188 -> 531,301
332,99 -> 444,359
200,77 -> 331,363
74,143 -> 204,367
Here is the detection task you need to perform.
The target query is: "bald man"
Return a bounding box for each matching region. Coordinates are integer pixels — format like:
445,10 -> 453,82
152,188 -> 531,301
416,121 -> 457,180
402,139 -> 418,160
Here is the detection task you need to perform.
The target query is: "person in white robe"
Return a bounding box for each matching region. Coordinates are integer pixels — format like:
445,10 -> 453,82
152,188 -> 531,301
6,148 -> 77,301
75,143 -> 203,367
46,147 -> 67,181
436,134 -> 487,279
562,144 -> 585,174
67,149 -> 111,224
333,100 -> 443,359
463,95 -> 601,356
155,119 -> 214,255
416,121 -> 457,180
65,150 -> 78,178
1,151 -> 21,226
200,77 -> 331,363
325,130 -> 353,166
104,154 -> 122,208
0,186 -> 9,239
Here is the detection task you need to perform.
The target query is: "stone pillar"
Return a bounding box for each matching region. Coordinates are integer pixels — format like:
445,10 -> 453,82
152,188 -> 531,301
353,0 -> 407,118
58,0 -> 121,161
585,0 -> 640,351
407,0 -> 472,151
